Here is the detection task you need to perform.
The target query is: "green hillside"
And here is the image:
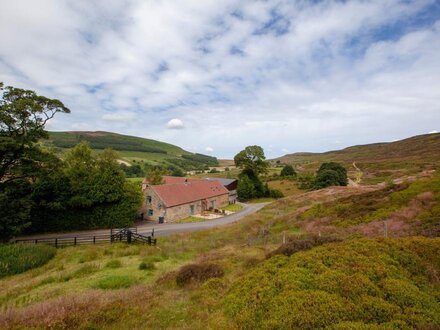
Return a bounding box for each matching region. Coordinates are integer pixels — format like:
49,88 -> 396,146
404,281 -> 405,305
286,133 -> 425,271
43,131 -> 218,171
276,133 -> 440,184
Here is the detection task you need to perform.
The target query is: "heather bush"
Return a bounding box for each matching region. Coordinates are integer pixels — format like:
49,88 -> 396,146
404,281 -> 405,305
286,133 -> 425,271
0,244 -> 56,278
224,237 -> 440,329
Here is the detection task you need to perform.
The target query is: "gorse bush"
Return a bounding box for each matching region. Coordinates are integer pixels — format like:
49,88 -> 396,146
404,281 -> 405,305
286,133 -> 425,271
0,244 -> 56,278
224,237 -> 440,329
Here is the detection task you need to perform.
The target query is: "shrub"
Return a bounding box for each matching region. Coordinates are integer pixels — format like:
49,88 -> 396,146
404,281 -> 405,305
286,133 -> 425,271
0,244 -> 56,278
314,162 -> 348,189
105,259 -> 122,269
176,263 -> 224,287
94,275 -> 138,290
280,165 -> 296,177
225,237 -> 440,329
139,261 -> 155,271
269,189 -> 284,199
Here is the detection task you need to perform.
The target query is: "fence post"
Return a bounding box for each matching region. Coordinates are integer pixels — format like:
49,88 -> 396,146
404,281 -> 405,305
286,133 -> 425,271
35,239 -> 38,244
55,238 -> 58,248
74,237 -> 77,246
93,236 -> 96,244
127,230 -> 132,244
152,228 -> 155,237
148,236 -> 151,245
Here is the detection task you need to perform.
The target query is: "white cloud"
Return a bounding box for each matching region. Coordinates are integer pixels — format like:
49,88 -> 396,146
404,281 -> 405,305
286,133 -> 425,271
205,147 -> 214,153
0,1 -> 439,158
102,112 -> 135,122
166,118 -> 184,130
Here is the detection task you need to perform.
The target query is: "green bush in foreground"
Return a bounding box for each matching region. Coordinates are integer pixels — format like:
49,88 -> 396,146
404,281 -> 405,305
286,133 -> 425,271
93,275 -> 138,290
224,237 -> 440,329
139,261 -> 155,271
0,244 -> 56,278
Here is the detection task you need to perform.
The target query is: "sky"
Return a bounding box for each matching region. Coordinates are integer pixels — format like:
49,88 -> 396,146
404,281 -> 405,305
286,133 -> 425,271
1,0 -> 440,159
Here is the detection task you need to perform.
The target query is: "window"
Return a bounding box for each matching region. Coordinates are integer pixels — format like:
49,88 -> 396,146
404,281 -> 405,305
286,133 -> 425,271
146,196 -> 152,204
190,205 -> 195,215
157,202 -> 162,209
148,209 -> 153,216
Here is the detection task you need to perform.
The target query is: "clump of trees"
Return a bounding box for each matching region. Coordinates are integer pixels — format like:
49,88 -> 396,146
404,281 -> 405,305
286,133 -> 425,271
314,162 -> 348,189
0,82 -> 142,241
30,142 -> 142,233
280,164 -> 296,177
235,146 -> 283,201
296,162 -> 348,191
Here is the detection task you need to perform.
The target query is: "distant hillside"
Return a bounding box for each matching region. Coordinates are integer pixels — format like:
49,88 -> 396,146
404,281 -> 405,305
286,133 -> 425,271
275,133 -> 440,184
43,131 -> 218,171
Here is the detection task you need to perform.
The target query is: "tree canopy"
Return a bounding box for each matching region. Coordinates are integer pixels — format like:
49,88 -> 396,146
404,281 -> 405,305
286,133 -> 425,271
0,83 -> 70,183
0,83 -> 142,240
0,83 -> 70,241
234,145 -> 269,176
314,162 -> 348,189
280,164 -> 296,177
235,145 -> 283,201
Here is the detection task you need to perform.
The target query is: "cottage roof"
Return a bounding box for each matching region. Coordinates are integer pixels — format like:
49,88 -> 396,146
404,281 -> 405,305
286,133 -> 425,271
143,176 -> 202,185
204,177 -> 237,186
151,180 -> 229,207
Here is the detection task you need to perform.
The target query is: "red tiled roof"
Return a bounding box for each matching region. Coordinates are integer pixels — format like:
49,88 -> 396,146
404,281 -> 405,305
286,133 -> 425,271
143,176 -> 202,185
151,180 -> 229,207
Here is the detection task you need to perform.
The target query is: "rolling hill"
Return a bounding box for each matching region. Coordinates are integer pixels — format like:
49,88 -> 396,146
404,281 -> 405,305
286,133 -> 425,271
275,133 -> 440,184
42,131 -> 218,171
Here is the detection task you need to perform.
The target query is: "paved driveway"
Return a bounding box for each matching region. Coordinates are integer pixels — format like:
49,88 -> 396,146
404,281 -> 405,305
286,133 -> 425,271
137,202 -> 267,237
16,203 -> 267,240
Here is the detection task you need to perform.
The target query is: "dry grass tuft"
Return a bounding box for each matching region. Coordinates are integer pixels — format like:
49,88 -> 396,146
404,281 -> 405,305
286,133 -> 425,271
176,263 -> 224,287
0,285 -> 152,329
266,236 -> 341,258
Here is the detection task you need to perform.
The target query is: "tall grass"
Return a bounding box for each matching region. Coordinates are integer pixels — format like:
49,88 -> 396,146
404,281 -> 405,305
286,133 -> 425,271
0,244 -> 56,278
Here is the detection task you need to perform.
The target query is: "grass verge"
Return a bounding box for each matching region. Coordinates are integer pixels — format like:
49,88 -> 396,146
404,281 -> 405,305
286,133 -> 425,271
0,244 -> 56,278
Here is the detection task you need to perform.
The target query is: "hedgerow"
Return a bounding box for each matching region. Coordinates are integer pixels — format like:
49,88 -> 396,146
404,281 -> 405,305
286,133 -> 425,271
224,237 -> 440,329
0,244 -> 56,278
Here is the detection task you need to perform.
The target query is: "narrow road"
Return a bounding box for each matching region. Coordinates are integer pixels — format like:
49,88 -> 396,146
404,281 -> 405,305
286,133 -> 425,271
16,203 -> 267,240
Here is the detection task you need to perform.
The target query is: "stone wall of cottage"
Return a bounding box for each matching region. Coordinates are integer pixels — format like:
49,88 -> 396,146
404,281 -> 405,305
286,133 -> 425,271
142,186 -> 229,223
142,186 -> 165,222
164,193 -> 229,222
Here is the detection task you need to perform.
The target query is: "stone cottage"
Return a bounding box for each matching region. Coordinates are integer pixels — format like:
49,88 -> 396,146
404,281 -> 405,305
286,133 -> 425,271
142,180 -> 229,223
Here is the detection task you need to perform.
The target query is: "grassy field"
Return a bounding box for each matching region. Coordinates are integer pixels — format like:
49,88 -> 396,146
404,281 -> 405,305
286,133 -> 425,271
267,179 -> 302,197
1,173 -> 440,329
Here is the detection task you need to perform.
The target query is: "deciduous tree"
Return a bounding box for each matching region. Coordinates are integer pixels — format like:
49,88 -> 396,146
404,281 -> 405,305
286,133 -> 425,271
234,145 -> 269,176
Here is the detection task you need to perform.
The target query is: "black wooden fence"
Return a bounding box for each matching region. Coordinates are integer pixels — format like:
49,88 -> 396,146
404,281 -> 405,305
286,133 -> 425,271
14,227 -> 157,248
